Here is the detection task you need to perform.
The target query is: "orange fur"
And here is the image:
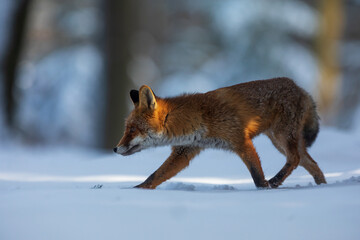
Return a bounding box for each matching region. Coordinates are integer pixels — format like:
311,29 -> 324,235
114,77 -> 326,189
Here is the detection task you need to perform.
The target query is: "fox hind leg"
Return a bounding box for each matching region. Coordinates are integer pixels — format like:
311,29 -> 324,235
267,131 -> 326,186
300,150 -> 326,185
269,135 -> 301,188
266,131 -> 285,155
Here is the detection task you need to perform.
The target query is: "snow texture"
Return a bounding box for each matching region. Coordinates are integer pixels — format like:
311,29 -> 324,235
1,127 -> 360,240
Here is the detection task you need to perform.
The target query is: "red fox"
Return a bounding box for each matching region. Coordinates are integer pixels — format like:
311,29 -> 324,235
114,77 -> 326,189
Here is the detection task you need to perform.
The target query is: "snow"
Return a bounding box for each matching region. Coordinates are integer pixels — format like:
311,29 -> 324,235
1,127 -> 360,240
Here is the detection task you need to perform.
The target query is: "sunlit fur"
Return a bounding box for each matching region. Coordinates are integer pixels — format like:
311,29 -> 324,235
115,78 -> 327,189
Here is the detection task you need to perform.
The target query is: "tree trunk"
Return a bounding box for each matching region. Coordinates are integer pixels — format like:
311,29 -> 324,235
102,0 -> 139,149
316,0 -> 343,124
2,0 -> 31,128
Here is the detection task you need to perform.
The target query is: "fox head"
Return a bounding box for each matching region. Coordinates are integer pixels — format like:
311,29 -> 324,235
113,85 -> 168,156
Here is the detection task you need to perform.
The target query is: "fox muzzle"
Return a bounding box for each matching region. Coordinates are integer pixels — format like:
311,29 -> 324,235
113,144 -> 141,156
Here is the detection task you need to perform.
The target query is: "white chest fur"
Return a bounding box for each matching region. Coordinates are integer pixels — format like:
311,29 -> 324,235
148,129 -> 231,150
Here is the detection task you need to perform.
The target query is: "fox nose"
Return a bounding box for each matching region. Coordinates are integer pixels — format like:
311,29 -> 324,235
113,147 -> 117,153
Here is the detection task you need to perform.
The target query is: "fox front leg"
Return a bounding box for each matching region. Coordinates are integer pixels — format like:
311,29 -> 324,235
134,146 -> 202,189
234,139 -> 269,189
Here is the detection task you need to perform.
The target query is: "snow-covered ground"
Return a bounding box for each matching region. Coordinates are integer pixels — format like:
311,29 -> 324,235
1,127 -> 360,240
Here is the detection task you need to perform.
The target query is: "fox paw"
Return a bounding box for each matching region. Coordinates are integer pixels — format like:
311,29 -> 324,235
256,180 -> 270,189
269,178 -> 281,188
134,183 -> 155,189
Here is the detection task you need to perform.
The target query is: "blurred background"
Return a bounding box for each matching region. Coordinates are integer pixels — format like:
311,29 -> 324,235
0,0 -> 359,150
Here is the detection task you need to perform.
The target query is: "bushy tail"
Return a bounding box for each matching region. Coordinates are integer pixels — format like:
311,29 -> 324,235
303,100 -> 319,148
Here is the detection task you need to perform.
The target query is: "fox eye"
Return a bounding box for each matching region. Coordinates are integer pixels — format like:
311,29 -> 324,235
129,127 -> 136,133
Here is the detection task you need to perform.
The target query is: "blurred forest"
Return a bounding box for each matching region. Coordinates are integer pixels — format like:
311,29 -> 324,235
0,0 -> 359,149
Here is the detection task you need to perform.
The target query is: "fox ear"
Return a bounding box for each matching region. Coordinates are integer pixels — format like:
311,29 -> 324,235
139,85 -> 157,110
130,90 -> 139,106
